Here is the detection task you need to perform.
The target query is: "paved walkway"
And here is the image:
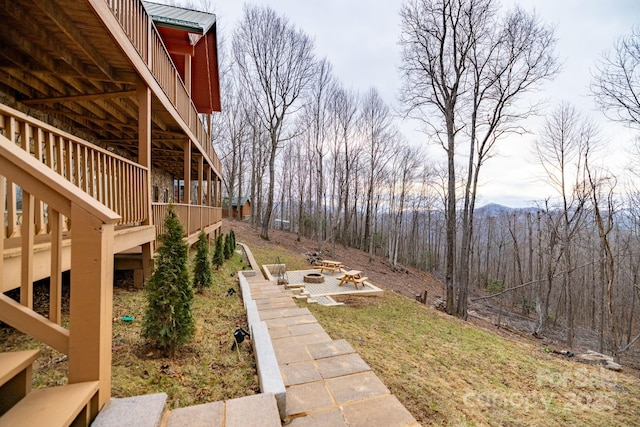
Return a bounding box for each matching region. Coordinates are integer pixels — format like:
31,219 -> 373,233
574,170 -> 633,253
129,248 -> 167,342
244,273 -> 420,426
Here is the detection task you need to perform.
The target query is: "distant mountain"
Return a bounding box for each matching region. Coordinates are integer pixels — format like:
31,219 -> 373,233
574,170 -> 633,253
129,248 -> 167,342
475,203 -> 541,217
476,203 -> 512,216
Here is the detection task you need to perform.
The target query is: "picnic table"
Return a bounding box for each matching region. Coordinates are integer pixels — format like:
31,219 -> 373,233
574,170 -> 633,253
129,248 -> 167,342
337,270 -> 368,290
318,259 -> 343,275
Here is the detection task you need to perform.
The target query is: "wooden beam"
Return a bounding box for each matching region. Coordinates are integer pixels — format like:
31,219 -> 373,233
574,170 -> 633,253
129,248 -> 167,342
32,0 -> 115,80
0,3 -> 95,81
33,108 -> 138,130
27,69 -> 137,85
23,91 -> 136,105
0,294 -> 70,354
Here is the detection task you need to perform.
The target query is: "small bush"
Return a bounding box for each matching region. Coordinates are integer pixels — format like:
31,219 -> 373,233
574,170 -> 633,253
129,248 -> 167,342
142,206 -> 195,357
224,232 -> 233,259
487,279 -> 505,295
212,234 -> 224,269
193,231 -> 212,293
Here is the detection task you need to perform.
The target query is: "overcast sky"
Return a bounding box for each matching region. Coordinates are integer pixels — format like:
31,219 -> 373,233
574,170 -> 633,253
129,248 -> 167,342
207,0 -> 640,207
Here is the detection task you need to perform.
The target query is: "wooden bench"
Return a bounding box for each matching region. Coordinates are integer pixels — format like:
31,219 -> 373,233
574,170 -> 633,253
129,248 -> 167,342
318,265 -> 338,274
337,271 -> 367,289
0,350 -> 40,416
317,260 -> 343,275
0,381 -> 99,427
354,277 -> 368,289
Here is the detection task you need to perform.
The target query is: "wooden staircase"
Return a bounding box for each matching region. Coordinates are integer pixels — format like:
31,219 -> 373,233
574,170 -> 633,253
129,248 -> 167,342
0,133 -> 119,426
0,351 -> 99,427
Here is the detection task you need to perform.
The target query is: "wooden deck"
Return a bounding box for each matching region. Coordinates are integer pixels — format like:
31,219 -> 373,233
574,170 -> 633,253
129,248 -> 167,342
0,1 -> 225,422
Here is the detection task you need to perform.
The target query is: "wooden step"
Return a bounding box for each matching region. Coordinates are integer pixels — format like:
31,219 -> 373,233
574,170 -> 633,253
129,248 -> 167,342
0,381 -> 99,427
0,350 -> 40,416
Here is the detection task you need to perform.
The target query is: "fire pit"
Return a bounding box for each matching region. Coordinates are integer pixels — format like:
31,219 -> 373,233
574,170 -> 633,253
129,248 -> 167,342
303,272 -> 325,284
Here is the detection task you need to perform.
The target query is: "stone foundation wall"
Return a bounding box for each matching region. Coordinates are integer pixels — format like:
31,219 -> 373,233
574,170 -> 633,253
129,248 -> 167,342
151,169 -> 174,203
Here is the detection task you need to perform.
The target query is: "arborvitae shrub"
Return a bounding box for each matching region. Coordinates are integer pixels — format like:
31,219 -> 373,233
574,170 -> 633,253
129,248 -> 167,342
193,231 -> 212,293
224,232 -> 233,259
142,206 -> 194,357
213,233 -> 224,269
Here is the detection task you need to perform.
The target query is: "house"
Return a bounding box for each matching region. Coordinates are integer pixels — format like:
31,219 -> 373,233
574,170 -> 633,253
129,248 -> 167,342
0,0 -> 223,424
223,197 -> 251,220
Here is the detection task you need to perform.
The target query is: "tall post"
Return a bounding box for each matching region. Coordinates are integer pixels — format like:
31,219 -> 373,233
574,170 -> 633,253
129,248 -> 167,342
197,155 -> 203,206
138,79 -> 153,284
184,140 -> 191,204
68,204 -> 115,409
206,165 -> 212,207
213,175 -> 218,208
197,154 -> 203,229
184,140 -> 192,236
185,54 -> 192,95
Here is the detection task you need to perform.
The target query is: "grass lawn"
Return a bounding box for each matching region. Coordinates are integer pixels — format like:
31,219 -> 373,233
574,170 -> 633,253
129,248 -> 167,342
0,249 -> 258,410
249,243 -> 640,426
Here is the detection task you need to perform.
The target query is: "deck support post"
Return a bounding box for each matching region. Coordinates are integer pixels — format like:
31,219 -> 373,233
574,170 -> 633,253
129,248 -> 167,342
68,203 -> 114,410
138,80 -> 153,284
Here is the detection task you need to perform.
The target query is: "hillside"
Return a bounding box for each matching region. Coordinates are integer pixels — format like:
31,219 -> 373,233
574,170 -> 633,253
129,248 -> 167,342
227,219 -> 640,426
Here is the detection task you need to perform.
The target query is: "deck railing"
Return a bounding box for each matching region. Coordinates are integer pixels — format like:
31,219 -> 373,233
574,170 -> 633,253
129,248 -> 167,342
103,0 -> 222,175
0,104 -> 148,230
0,134 -> 119,409
152,203 -> 221,240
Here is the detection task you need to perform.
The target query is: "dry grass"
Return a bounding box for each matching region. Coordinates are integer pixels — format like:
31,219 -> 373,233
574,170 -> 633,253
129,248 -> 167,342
246,238 -> 640,426
110,252 -> 258,408
0,250 -> 258,409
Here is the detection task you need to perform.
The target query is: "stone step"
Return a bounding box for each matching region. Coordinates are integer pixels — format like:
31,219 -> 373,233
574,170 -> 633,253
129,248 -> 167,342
92,393 -> 167,427
314,295 -> 344,307
166,393 -> 280,427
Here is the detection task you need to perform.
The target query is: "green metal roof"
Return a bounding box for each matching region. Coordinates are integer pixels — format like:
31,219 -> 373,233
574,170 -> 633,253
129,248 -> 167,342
231,197 -> 250,207
142,1 -> 216,34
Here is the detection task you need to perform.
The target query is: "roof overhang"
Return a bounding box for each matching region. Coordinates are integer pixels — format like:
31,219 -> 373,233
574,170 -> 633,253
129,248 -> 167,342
142,1 -> 216,34
142,1 -> 221,113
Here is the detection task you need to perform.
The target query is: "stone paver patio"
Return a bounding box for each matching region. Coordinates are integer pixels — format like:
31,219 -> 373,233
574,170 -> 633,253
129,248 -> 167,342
243,273 -> 420,426
263,266 -> 384,306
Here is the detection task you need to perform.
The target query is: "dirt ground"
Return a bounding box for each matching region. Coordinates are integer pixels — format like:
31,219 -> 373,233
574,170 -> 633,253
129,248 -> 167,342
225,218 -> 640,376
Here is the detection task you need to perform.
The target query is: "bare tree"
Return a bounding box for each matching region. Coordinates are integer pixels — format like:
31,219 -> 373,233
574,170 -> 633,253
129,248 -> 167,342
535,102 -> 596,347
332,88 -> 360,248
585,159 -> 619,359
399,0 -> 558,318
384,142 -> 422,267
301,58 -> 336,250
360,87 -> 395,261
233,5 -> 315,240
592,26 -> 640,127
456,6 -> 559,318
217,67 -> 249,219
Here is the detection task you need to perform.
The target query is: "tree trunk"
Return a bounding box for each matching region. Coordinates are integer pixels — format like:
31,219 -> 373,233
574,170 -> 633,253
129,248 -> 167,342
260,134 -> 278,240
